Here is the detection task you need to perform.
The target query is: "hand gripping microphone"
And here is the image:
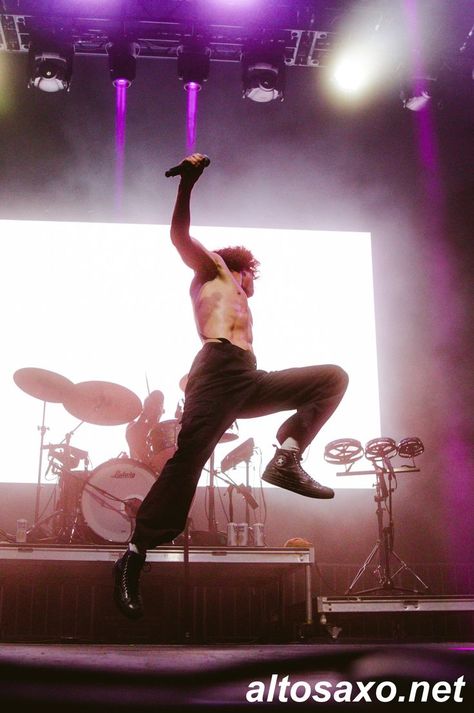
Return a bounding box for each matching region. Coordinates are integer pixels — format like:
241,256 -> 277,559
165,156 -> 210,178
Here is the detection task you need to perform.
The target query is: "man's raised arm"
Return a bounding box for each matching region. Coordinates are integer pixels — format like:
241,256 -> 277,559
170,154 -> 221,274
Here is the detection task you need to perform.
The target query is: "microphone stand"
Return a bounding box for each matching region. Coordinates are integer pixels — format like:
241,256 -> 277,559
244,455 -> 251,527
207,451 -> 218,535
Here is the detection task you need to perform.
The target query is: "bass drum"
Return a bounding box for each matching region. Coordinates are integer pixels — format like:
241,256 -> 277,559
81,458 -> 156,544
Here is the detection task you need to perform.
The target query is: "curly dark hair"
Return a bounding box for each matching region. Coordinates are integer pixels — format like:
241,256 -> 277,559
213,245 -> 260,278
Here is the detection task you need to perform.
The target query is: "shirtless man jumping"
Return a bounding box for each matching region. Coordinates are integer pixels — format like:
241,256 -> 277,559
114,154 -> 349,619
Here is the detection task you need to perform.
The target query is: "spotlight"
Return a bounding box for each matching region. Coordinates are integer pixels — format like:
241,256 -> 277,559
28,43 -> 73,93
177,43 -> 211,90
400,76 -> 436,111
241,47 -> 285,103
331,51 -> 372,95
107,39 -> 140,87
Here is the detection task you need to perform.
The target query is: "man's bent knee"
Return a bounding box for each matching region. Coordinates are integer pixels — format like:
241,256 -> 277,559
333,365 -> 349,394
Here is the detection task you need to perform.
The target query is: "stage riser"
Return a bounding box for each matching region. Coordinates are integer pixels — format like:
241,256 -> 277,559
0,561 -> 300,644
318,611 -> 474,642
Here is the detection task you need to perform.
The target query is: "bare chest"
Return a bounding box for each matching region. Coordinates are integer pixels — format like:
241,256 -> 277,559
192,278 -> 249,315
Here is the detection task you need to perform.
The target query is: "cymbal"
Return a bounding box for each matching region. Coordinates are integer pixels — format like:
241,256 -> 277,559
179,373 -> 189,392
13,367 -> 74,403
63,381 -> 142,426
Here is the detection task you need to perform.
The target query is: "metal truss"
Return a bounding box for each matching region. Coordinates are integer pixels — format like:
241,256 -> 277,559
1,1 -> 471,74
0,0 -> 359,68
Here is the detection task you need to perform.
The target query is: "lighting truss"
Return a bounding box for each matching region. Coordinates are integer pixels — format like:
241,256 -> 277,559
0,0 -> 350,68
1,1 -> 472,90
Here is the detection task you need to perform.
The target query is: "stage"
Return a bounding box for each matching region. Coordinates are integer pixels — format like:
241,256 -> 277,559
1,0 -> 473,709
1,543 -> 473,645
0,642 -> 472,711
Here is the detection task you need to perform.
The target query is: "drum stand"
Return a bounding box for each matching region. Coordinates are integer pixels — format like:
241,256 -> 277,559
346,457 -> 429,595
28,466 -> 90,544
27,426 -> 89,543
54,468 -> 88,543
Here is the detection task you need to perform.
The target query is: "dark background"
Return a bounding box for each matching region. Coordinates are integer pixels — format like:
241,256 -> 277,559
0,0 -> 473,591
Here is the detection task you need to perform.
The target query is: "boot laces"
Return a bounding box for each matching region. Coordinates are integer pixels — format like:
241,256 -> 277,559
121,552 -> 144,597
290,452 -> 319,484
291,451 -> 307,474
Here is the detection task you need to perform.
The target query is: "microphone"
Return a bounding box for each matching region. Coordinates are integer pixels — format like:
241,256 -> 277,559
165,156 -> 210,178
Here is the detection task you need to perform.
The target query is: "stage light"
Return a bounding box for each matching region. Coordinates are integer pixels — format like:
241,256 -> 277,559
176,42 -> 210,152
331,51 -> 372,95
400,77 -> 436,111
107,39 -> 140,87
241,47 -> 285,103
177,43 -> 211,90
324,5 -> 397,103
27,44 -> 73,93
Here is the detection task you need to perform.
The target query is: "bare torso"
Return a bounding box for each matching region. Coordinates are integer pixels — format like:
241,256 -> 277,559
190,266 -> 254,352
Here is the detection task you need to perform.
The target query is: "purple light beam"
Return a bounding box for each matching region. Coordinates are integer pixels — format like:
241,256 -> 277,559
402,1 -> 470,584
115,78 -> 129,214
186,82 -> 200,153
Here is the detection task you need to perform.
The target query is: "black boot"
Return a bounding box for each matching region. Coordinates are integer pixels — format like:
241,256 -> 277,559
262,448 -> 335,499
113,548 -> 146,620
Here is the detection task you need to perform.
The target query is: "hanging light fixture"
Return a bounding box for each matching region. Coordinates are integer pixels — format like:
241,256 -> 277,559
177,41 -> 211,90
241,45 -> 285,103
107,39 -> 140,87
400,75 -> 437,111
28,35 -> 74,93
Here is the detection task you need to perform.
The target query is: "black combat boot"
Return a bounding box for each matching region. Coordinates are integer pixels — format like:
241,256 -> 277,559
113,548 -> 146,619
262,448 -> 335,499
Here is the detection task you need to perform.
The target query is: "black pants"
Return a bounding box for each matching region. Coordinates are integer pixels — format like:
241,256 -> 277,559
131,340 -> 348,550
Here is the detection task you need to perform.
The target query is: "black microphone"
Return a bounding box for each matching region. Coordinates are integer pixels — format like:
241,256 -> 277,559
165,156 -> 210,178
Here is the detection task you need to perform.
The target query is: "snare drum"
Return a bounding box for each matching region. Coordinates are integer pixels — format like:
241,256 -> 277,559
80,458 -> 156,543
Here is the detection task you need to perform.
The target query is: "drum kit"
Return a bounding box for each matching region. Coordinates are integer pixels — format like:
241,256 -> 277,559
12,367 -> 240,545
14,367 -> 146,544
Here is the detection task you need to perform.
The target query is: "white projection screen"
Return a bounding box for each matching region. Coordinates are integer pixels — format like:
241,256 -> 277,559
1,220 -> 380,488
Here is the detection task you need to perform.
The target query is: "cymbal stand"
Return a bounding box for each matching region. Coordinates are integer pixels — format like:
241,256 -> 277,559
346,456 -> 429,595
34,401 -> 49,526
